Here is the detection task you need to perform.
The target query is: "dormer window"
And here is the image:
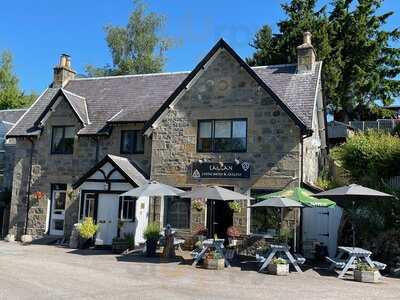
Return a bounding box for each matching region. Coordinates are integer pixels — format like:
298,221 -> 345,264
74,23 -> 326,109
51,126 -> 74,154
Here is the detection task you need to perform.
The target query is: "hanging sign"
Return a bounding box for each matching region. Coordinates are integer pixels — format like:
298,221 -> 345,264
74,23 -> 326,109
191,162 -> 250,179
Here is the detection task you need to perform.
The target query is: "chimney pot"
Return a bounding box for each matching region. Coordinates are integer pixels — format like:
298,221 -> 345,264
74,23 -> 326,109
53,54 -> 76,88
303,32 -> 312,45
297,31 -> 316,74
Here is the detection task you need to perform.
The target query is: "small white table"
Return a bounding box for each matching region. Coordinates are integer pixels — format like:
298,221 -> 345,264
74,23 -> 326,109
328,246 -> 375,278
259,244 -> 302,273
192,239 -> 231,267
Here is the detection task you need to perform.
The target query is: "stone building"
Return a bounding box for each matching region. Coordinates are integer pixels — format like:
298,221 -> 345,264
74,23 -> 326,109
7,34 -> 326,243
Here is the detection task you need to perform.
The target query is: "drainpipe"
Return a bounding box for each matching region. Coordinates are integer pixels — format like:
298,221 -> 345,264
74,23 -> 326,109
24,137 -> 35,235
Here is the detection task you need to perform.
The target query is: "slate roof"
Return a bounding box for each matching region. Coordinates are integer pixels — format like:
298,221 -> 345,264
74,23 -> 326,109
253,62 -> 322,128
7,41 -> 321,138
0,109 -> 27,124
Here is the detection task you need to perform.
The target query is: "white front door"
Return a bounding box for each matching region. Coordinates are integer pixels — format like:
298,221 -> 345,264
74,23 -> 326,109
49,189 -> 67,236
96,194 -> 119,245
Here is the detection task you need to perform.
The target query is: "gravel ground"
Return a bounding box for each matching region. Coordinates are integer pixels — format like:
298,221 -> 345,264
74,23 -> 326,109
0,241 -> 399,300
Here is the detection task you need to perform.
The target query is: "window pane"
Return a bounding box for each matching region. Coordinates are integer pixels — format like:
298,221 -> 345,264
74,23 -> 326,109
52,127 -> 64,153
121,131 -> 133,153
54,192 -> 66,210
165,196 -> 190,228
214,120 -> 231,138
233,120 -> 246,138
199,121 -> 212,138
84,193 -> 96,218
64,126 -> 75,138
122,198 -> 135,220
250,190 -> 280,234
135,131 -> 144,153
214,138 -> 232,152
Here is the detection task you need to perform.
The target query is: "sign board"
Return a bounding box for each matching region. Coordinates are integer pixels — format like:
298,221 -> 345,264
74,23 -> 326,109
191,162 -> 251,179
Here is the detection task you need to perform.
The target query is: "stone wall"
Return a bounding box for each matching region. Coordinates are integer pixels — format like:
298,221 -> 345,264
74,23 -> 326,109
151,49 -> 302,238
8,98 -> 152,239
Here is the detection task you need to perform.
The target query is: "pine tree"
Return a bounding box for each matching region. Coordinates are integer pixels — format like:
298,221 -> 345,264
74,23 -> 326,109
248,0 -> 400,121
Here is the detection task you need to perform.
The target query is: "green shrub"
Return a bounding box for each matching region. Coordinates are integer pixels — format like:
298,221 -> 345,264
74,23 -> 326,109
355,262 -> 376,272
78,217 -> 99,240
272,258 -> 288,265
143,222 -> 160,240
331,130 -> 400,184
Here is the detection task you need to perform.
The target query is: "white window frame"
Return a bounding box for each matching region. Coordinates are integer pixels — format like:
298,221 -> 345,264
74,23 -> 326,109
120,197 -> 135,221
82,193 -> 96,220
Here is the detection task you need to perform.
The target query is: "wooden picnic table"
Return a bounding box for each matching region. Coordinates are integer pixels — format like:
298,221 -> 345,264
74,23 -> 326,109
327,246 -> 377,278
259,244 -> 303,273
192,239 -> 231,268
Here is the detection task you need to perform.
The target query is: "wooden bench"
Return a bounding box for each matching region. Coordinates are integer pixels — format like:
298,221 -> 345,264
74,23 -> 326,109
293,254 -> 306,265
326,257 -> 386,270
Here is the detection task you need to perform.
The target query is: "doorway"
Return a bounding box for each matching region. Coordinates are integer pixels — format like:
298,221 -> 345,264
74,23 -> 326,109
207,200 -> 233,239
96,194 -> 119,245
49,184 -> 67,236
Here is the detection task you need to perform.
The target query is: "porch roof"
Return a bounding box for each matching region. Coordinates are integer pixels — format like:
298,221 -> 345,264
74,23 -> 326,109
72,154 -> 148,189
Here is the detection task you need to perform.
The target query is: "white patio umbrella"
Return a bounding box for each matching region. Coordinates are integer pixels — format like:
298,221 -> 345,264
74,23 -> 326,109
250,196 -> 303,252
180,185 -> 252,201
181,186 -> 252,237
313,184 -> 394,246
120,181 -> 185,198
120,181 -> 185,223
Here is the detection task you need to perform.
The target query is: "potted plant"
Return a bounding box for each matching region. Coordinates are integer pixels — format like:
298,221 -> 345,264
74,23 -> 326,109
204,250 -> 225,270
143,222 -> 160,257
268,258 -> 289,276
77,217 -> 99,249
354,262 -> 380,283
192,199 -> 205,212
226,226 -> 240,246
194,224 -> 207,242
228,201 -> 241,213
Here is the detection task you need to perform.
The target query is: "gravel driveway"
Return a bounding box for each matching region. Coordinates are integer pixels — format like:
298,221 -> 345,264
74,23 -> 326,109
0,241 -> 399,300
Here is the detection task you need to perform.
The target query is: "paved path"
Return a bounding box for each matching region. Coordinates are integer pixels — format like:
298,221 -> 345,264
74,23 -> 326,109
0,242 -> 399,300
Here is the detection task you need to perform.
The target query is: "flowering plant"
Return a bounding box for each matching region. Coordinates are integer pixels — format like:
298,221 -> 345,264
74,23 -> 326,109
226,226 -> 240,238
192,199 -> 205,211
193,224 -> 207,236
33,191 -> 45,201
228,201 -> 241,213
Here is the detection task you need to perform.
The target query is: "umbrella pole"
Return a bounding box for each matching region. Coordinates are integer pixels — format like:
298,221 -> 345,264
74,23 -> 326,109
352,200 -> 355,247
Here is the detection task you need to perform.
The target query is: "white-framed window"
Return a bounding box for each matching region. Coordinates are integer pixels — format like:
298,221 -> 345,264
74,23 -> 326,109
83,193 -> 96,219
120,197 -> 135,221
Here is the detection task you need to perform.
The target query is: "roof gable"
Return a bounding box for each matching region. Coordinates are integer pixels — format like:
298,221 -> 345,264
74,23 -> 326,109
34,89 -> 89,128
73,154 -> 148,189
143,39 -> 308,135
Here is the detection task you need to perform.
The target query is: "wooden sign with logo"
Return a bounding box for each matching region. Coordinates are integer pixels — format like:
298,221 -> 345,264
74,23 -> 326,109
191,162 -> 251,179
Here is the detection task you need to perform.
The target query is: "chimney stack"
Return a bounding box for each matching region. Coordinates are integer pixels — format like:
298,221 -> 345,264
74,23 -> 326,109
52,54 -> 76,88
297,32 -> 316,74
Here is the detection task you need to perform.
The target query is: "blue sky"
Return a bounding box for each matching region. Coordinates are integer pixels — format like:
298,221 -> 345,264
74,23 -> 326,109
0,0 -> 399,96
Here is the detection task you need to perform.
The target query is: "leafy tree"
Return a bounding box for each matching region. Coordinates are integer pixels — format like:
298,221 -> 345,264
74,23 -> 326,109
248,0 -> 400,122
86,0 -> 174,76
0,51 -> 36,109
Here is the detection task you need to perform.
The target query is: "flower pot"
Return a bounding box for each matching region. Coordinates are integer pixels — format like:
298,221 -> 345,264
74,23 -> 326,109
204,258 -> 225,270
268,263 -> 289,276
78,237 -> 94,249
146,238 -> 158,257
354,270 -> 380,283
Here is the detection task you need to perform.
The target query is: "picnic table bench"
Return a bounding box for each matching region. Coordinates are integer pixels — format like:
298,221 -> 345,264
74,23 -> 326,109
327,246 -> 386,278
191,239 -> 231,268
258,244 -> 304,273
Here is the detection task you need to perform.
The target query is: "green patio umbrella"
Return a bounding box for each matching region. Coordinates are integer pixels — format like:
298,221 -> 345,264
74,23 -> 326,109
257,187 -> 336,208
